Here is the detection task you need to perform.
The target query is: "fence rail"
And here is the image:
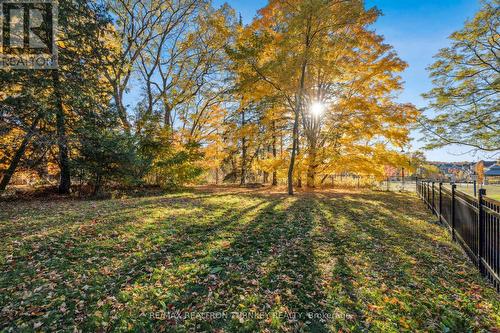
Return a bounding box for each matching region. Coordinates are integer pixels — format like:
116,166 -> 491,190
417,180 -> 500,291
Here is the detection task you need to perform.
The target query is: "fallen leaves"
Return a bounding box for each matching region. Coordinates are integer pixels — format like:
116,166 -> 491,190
0,191 -> 499,332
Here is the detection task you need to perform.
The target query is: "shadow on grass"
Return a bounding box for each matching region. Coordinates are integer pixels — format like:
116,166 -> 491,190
0,194 -> 267,330
1,190 -> 499,332
109,197 -> 329,332
314,192 -> 500,331
91,196 -> 333,332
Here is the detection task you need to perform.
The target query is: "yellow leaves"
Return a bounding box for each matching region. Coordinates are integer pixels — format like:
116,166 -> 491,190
383,296 -> 402,306
255,156 -> 287,174
319,143 -> 413,181
0,127 -> 25,169
399,317 -> 411,329
0,83 -> 22,100
238,123 -> 258,139
367,303 -> 384,312
476,162 -> 485,184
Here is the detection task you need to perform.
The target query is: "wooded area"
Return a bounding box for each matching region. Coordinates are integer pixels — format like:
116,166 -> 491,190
1,0 -> 497,196
0,0 -> 424,196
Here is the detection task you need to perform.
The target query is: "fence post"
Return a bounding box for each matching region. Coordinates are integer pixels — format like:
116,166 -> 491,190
451,184 -> 456,241
422,181 -> 425,202
432,181 -> 435,214
478,188 -> 486,274
439,182 -> 443,223
422,180 -> 429,202
424,181 -> 427,205
427,181 -> 430,208
425,181 -> 428,207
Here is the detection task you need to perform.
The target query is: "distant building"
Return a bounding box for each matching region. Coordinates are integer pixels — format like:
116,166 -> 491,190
478,160 -> 498,169
474,160 -> 499,184
425,161 -> 500,183
429,162 -> 475,181
484,164 -> 500,185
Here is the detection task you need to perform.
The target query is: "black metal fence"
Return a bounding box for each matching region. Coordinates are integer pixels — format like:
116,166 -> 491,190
417,180 -> 500,291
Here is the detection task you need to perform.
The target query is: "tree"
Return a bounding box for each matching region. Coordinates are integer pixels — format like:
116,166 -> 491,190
229,0 -> 418,193
73,124 -> 136,195
421,0 -> 499,152
0,0 -> 117,193
50,0 -> 119,193
101,0 -> 201,131
132,3 -> 236,187
476,161 -> 486,185
298,8 -> 416,188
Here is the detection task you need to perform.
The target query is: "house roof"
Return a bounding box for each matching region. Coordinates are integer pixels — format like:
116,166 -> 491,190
485,165 -> 500,176
481,160 -> 498,168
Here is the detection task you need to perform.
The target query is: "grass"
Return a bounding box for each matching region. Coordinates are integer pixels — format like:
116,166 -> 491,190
1,188 -> 499,332
452,183 -> 500,201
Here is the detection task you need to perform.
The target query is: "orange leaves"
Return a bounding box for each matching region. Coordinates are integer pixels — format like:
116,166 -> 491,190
202,0 -> 419,184
367,303 -> 384,312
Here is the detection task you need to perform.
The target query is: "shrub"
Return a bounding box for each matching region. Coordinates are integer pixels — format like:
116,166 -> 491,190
72,126 -> 137,194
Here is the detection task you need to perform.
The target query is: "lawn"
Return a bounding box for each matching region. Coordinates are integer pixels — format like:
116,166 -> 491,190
453,184 -> 500,201
1,188 -> 499,332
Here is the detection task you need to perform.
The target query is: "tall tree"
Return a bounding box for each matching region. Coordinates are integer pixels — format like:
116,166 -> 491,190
421,0 -> 499,152
51,71 -> 71,193
0,0 -> 116,193
229,0 -> 417,192
102,0 -> 201,131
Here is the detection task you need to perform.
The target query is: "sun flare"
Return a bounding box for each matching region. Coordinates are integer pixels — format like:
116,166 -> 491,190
310,102 -> 325,116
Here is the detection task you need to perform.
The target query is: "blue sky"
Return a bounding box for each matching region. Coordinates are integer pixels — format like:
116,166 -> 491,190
213,0 -> 493,162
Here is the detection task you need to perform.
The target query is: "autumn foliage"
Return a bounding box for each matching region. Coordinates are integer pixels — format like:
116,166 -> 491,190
0,0 -> 419,195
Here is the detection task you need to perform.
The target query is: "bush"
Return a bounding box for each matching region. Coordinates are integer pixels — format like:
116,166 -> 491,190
152,141 -> 204,188
72,126 -> 138,194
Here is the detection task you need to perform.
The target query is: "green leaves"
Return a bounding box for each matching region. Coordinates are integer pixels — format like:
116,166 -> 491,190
421,0 -> 500,152
209,266 -> 224,274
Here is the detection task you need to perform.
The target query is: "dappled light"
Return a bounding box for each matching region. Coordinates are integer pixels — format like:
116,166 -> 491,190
1,189 -> 499,331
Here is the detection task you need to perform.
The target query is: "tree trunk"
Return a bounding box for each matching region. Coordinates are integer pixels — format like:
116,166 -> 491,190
113,86 -> 131,132
164,104 -> 172,129
288,109 -> 299,195
288,66 -> 307,195
52,70 -> 71,194
272,122 -> 278,186
93,173 -> 101,195
306,141 -> 317,188
297,137 -> 303,188
240,109 -> 247,186
0,114 -> 42,191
